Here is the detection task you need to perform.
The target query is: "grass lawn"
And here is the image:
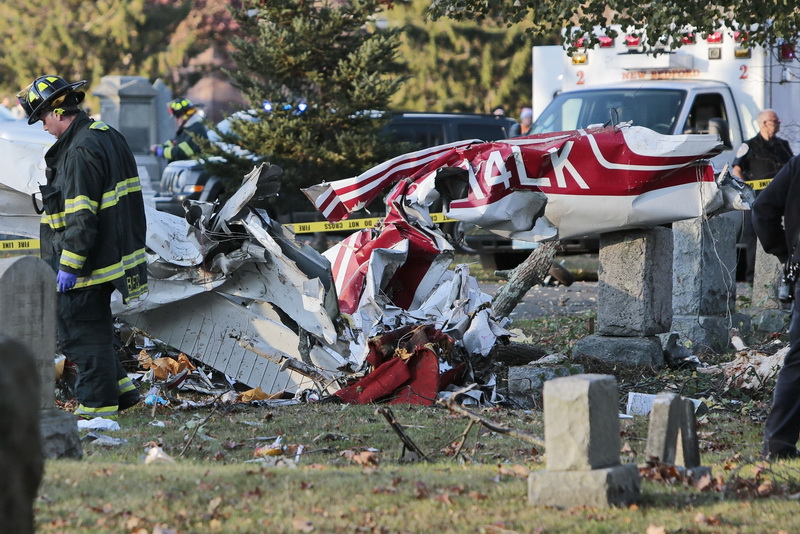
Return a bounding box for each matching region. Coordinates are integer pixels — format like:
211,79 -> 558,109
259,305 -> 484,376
35,252 -> 800,533
37,401 -> 800,533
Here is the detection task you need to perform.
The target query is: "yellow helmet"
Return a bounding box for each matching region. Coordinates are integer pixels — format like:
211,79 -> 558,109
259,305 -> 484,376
167,98 -> 195,118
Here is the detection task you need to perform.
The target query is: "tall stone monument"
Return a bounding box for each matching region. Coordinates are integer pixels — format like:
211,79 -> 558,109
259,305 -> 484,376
0,256 -> 82,459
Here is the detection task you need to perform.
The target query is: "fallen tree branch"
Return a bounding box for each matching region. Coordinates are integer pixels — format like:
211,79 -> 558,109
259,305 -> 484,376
178,393 -> 225,458
376,406 -> 430,462
491,240 -> 558,318
437,389 -> 545,449
452,419 -> 476,460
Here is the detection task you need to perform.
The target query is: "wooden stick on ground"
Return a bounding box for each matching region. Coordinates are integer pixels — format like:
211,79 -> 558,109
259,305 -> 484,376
437,388 -> 545,449
452,419 -> 476,459
376,406 -> 430,462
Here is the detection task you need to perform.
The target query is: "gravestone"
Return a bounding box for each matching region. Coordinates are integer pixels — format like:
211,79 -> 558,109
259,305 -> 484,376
746,246 -> 790,339
645,392 -> 710,479
573,228 -> 671,369
671,216 -> 750,352
0,257 -> 82,459
0,337 -> 42,534
528,374 -> 640,507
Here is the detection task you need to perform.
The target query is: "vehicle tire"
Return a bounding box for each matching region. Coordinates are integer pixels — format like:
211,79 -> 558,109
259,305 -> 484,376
547,261 -> 575,287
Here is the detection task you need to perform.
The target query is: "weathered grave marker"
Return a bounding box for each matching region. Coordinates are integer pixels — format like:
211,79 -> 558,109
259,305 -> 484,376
528,374 -> 640,507
0,257 -> 82,459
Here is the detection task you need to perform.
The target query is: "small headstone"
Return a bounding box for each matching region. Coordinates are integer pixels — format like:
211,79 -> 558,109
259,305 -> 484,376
0,336 -> 43,534
645,392 -> 682,464
529,374 -> 640,508
544,374 -> 620,471
676,398 -> 701,469
645,392 -> 711,480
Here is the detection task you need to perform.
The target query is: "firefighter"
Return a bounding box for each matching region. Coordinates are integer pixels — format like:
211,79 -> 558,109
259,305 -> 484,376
150,97 -> 208,162
17,75 -> 148,419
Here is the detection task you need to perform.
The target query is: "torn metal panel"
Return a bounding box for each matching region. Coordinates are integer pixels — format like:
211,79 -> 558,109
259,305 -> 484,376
124,290 -> 342,394
107,164 -> 350,393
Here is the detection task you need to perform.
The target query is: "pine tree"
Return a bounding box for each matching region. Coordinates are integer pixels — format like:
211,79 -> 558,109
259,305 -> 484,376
201,0 -> 406,217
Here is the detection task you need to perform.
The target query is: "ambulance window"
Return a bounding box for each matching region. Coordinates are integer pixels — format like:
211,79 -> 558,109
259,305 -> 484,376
683,94 -> 727,134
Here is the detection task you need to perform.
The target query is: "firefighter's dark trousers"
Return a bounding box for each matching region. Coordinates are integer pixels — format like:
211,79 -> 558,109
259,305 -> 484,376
57,284 -> 137,419
763,283 -> 800,458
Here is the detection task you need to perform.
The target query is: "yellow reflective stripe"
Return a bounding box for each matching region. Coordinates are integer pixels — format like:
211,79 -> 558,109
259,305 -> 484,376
177,141 -> 195,156
100,177 -> 142,210
65,195 -> 98,215
73,248 -> 148,289
60,249 -> 86,270
42,212 -> 66,229
118,377 -> 136,394
127,283 -> 148,299
90,121 -> 109,131
75,404 -> 118,419
163,146 -> 173,159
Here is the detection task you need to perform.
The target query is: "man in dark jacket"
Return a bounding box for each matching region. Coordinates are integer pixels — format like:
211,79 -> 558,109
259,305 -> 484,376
150,97 -> 208,162
18,75 -> 148,420
752,154 -> 800,459
733,109 -> 793,283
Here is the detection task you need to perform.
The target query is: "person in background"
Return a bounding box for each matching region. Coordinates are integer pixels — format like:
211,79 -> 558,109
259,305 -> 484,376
733,109 -> 793,284
509,107 -> 533,137
492,106 -> 506,118
752,153 -> 800,459
17,75 -> 148,420
150,97 -> 208,162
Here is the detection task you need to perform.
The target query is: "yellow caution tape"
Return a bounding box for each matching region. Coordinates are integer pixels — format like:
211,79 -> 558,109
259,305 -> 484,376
746,178 -> 772,191
0,238 -> 39,257
0,213 -> 456,253
285,212 -> 456,234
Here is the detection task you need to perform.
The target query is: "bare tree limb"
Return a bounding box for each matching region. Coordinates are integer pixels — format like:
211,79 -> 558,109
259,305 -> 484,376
376,406 -> 430,462
437,390 -> 545,449
491,241 -> 558,318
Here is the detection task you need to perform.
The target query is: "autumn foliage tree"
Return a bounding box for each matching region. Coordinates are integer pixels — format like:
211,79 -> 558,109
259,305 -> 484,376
0,0 -> 237,98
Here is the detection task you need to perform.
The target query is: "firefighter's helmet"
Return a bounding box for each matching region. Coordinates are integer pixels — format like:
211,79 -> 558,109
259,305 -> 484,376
17,75 -> 86,125
167,98 -> 195,118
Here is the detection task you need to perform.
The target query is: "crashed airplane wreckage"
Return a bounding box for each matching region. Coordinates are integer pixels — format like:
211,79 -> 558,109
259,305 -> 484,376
0,123 -> 750,404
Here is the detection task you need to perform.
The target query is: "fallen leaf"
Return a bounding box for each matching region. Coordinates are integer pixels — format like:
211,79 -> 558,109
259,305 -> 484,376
432,492 -> 452,505
207,496 -> 222,515
341,449 -> 379,466
497,464 -> 529,478
694,512 -> 721,526
292,517 -> 314,532
645,526 -> 666,534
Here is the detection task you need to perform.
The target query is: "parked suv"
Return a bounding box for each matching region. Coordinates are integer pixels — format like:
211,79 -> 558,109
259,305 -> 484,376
384,112 -> 516,150
155,111 -> 518,218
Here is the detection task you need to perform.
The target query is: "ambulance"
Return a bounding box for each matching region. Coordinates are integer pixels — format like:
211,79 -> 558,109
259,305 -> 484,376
531,27 -> 800,173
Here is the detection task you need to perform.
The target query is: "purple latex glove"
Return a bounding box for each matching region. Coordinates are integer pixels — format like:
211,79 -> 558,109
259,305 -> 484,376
57,270 -> 77,293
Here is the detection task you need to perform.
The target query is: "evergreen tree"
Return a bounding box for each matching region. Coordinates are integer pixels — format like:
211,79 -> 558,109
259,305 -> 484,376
382,0 -> 553,114
201,0 -> 406,217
